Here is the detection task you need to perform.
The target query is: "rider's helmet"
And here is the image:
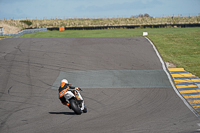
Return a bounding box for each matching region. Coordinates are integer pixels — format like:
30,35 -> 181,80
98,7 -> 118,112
60,79 -> 68,88
61,79 -> 68,84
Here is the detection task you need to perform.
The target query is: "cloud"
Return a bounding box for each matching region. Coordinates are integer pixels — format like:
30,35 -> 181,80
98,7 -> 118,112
0,0 -> 199,19
76,0 -> 163,13
0,0 -> 163,19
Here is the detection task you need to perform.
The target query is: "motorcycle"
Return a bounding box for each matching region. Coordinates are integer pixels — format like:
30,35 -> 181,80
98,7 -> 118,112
64,90 -> 87,115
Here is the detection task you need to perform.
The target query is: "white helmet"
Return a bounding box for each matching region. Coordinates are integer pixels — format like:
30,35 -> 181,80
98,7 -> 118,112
61,79 -> 68,84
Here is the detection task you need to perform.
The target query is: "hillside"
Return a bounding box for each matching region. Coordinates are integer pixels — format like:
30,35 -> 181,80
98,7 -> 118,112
0,16 -> 200,34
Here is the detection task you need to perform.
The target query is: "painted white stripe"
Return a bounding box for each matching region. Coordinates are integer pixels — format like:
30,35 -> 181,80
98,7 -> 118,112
145,37 -> 200,118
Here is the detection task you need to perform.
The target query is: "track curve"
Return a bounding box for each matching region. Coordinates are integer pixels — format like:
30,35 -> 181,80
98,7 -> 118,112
0,37 -> 199,133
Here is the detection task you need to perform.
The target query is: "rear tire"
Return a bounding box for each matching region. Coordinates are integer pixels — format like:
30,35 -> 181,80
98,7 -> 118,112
69,99 -> 82,115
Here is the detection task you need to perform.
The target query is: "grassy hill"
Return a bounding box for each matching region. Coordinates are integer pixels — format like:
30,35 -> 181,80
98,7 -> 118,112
1,16 -> 200,31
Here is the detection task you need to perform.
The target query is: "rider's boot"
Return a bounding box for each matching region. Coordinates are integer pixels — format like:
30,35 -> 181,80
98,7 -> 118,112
82,106 -> 87,113
80,101 -> 87,113
63,102 -> 71,109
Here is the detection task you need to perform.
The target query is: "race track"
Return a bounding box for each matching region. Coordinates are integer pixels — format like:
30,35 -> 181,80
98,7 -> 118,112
0,37 -> 199,133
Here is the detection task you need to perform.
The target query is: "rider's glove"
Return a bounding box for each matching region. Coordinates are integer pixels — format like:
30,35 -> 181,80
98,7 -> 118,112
78,87 -> 82,91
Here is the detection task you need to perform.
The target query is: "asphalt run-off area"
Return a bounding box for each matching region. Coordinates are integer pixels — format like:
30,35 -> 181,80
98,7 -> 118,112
0,37 -> 199,133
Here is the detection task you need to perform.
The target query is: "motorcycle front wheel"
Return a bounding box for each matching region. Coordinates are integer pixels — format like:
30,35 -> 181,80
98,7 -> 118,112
69,99 -> 82,115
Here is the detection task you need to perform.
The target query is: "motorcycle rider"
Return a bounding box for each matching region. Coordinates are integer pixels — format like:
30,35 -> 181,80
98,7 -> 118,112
58,79 -> 87,113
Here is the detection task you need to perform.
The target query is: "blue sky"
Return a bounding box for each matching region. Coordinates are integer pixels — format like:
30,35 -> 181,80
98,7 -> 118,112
0,0 -> 199,20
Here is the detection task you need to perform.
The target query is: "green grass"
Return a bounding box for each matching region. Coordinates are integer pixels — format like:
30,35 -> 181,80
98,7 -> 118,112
20,20 -> 32,26
21,27 -> 200,77
0,36 -> 16,39
148,29 -> 200,77
21,27 -> 200,37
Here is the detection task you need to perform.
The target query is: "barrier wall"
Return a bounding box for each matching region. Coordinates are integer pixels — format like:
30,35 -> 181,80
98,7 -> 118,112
47,23 -> 200,31
2,28 -> 47,37
0,27 -> 3,36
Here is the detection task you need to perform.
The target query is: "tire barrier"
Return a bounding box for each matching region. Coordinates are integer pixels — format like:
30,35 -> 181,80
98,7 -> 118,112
47,23 -> 200,31
1,23 -> 199,36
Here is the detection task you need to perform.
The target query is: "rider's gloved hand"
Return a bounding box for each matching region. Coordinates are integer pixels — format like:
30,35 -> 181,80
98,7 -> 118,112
78,87 -> 82,91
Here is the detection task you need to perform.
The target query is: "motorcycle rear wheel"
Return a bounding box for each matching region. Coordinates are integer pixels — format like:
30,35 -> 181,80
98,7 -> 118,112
69,99 -> 82,115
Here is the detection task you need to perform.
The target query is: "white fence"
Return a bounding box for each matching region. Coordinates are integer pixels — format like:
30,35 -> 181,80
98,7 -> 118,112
1,28 -> 47,37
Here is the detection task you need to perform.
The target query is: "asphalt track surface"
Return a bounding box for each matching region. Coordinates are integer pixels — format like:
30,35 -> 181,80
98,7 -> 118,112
0,37 -> 200,133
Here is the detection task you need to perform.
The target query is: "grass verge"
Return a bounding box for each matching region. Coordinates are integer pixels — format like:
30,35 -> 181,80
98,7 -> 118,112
0,36 -> 16,39
148,28 -> 200,77
21,27 -> 200,77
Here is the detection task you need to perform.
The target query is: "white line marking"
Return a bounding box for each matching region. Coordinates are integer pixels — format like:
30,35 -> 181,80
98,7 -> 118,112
145,37 -> 200,118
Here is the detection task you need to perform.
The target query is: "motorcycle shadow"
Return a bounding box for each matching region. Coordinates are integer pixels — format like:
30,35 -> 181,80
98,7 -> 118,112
49,112 -> 76,115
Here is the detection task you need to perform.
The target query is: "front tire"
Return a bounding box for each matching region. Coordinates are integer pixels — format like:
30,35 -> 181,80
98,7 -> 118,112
69,99 -> 82,115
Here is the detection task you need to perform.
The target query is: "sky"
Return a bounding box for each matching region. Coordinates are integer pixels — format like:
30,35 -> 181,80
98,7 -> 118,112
0,0 -> 199,20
